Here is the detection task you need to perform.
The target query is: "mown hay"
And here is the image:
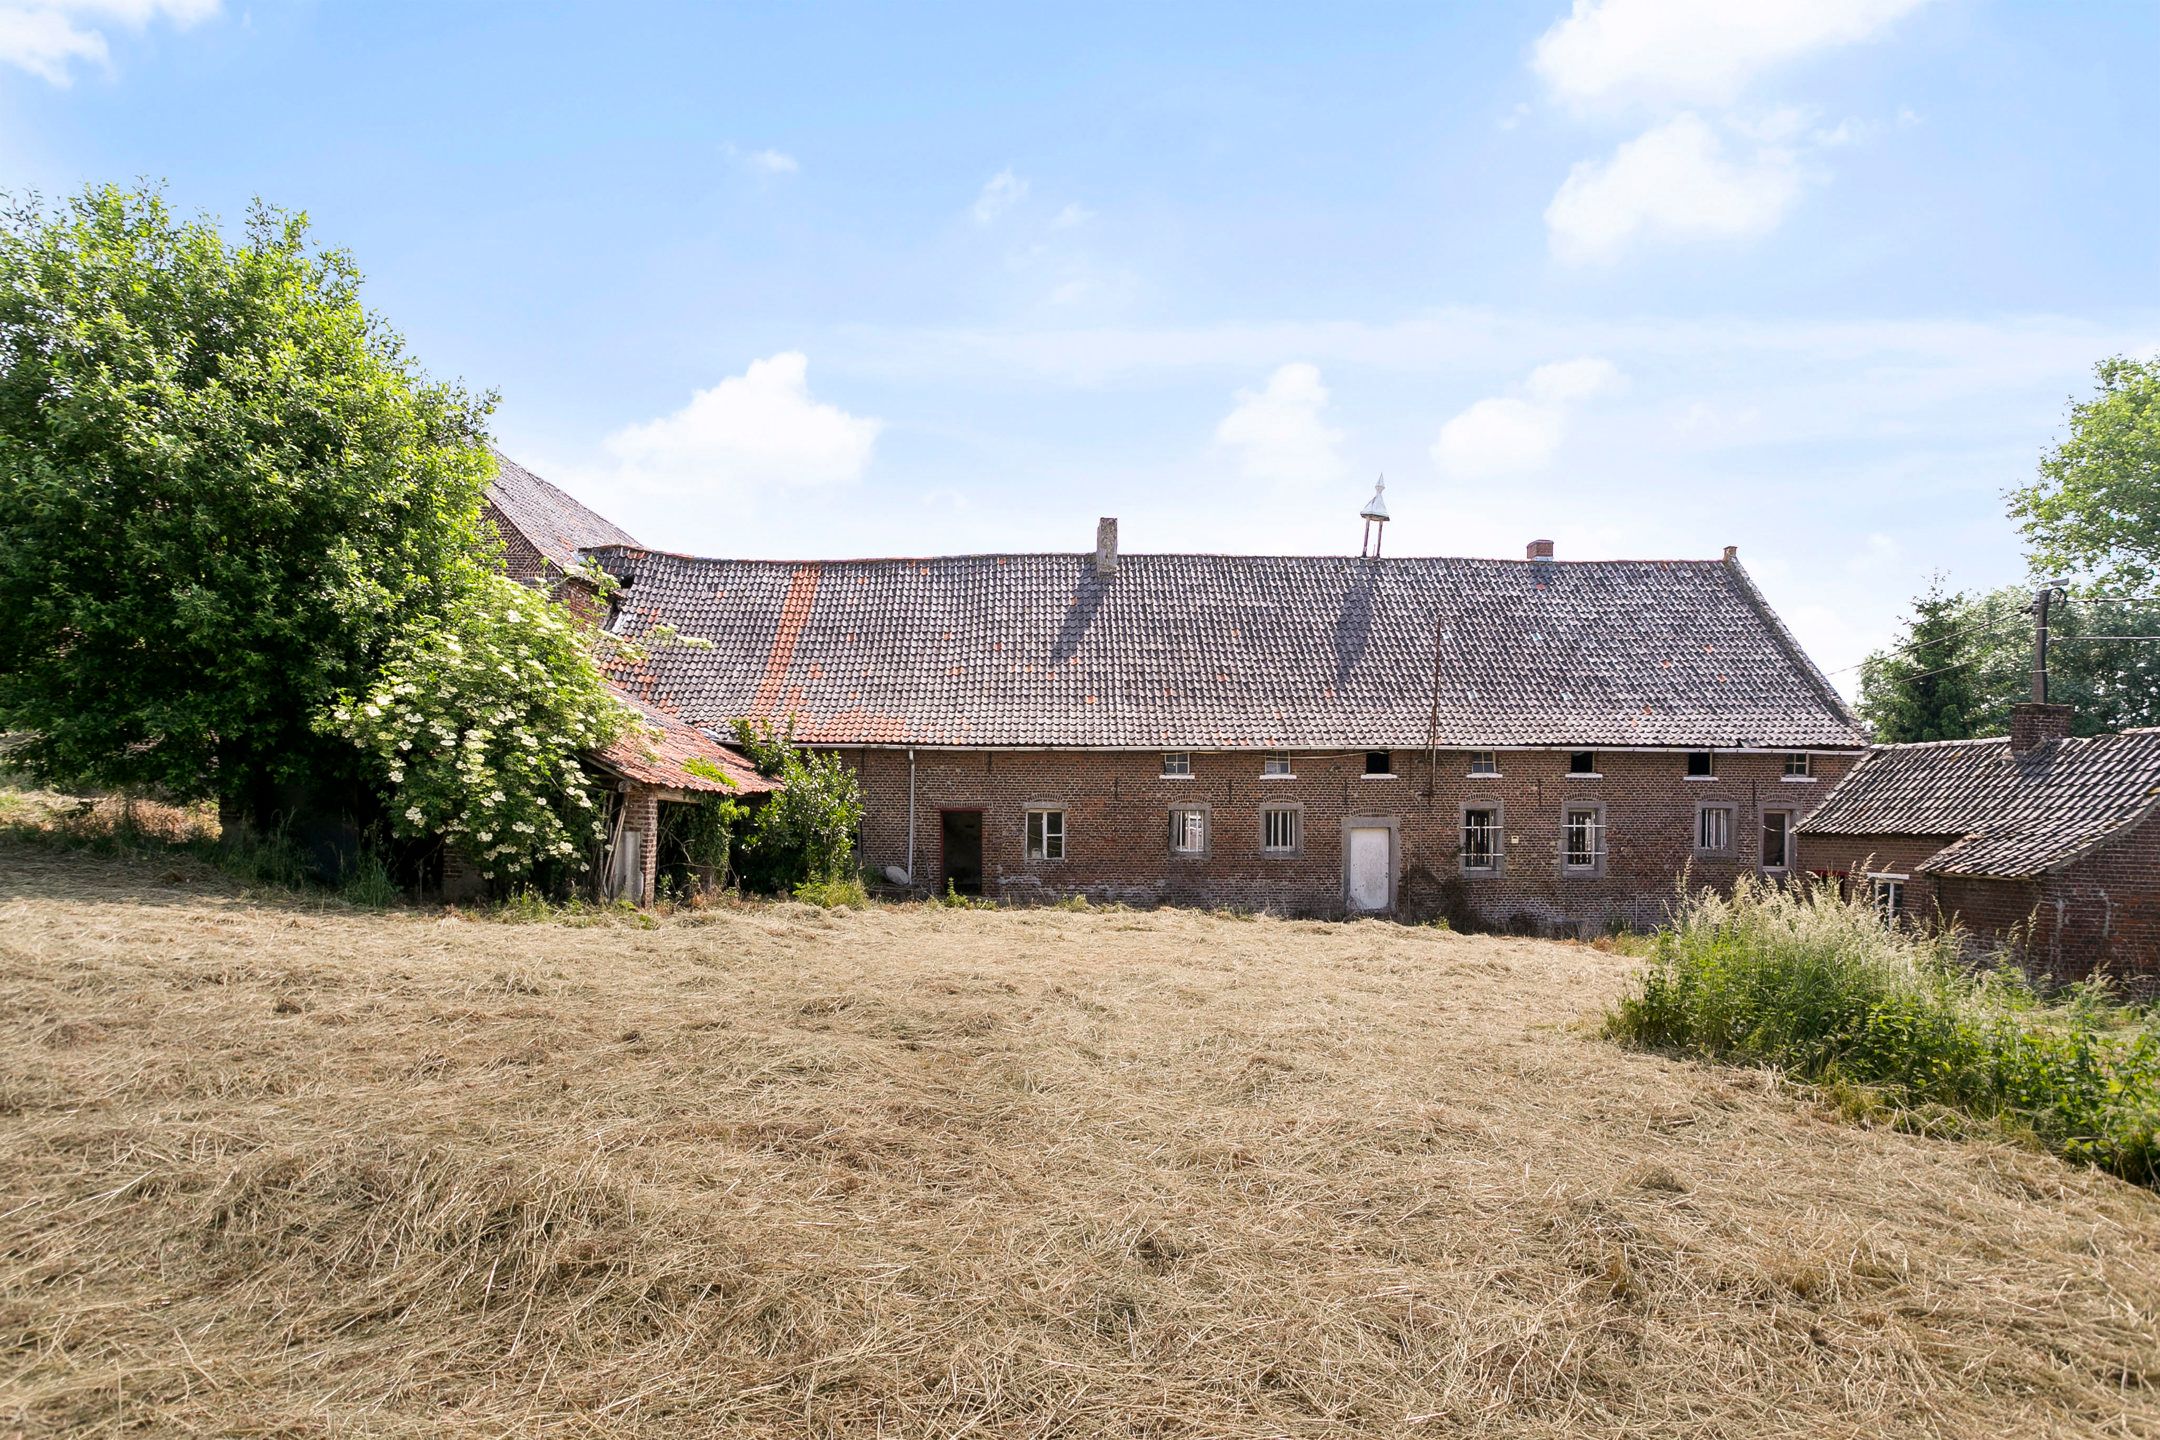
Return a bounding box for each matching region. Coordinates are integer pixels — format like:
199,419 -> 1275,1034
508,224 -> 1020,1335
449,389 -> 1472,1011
1,842 -> 2156,1437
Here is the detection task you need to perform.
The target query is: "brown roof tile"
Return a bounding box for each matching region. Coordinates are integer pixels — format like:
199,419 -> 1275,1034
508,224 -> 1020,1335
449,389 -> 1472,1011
581,546 -> 1865,750
1798,728 -> 2160,877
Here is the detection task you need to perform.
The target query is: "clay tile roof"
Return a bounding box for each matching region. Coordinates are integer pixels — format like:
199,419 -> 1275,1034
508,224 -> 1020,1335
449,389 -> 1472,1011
1797,728 -> 2160,878
485,450 -> 640,575
591,684 -> 773,796
580,545 -> 1865,751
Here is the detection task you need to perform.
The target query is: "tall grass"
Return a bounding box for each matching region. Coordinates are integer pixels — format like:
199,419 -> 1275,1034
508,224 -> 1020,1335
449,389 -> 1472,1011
1608,876 -> 2160,1188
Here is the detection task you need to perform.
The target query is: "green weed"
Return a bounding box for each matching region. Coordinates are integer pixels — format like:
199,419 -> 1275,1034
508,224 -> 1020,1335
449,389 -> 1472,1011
1607,876 -> 2160,1188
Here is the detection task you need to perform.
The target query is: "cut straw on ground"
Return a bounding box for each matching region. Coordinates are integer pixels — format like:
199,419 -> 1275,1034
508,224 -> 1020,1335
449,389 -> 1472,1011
2,842 -> 2156,1437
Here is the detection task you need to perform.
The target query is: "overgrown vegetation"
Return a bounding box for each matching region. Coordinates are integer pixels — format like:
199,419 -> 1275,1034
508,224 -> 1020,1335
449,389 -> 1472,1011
1607,877 -> 2160,1188
324,572 -> 629,886
730,719 -> 864,893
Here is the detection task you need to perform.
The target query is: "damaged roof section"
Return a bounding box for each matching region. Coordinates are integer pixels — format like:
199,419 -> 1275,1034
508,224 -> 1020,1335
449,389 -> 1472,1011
584,547 -> 1865,750
591,685 -> 773,797
1798,728 -> 2160,878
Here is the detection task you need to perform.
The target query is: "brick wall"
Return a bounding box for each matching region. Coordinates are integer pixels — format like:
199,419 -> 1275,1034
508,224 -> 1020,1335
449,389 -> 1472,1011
484,501 -> 549,586
1802,817 -> 2160,994
1797,833 -> 1957,923
846,745 -> 1855,933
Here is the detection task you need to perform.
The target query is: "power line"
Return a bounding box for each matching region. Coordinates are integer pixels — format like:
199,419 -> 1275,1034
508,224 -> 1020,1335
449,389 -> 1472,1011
1819,611 -> 2031,678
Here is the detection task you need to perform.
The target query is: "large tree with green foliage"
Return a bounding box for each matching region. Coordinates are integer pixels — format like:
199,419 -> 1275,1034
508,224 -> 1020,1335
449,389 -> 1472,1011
0,186 -> 496,827
2010,355 -> 2160,593
1859,584 -> 2159,741
1857,579 -> 1984,742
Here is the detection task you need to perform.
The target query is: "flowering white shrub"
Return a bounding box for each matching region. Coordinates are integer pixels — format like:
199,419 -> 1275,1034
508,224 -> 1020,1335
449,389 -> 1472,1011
326,573 -> 630,884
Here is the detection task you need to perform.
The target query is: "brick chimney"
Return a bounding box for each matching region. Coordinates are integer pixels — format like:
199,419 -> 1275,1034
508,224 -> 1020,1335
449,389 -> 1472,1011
1094,517 -> 1118,577
1722,545 -> 1739,562
1525,539 -> 1555,560
2009,702 -> 2072,755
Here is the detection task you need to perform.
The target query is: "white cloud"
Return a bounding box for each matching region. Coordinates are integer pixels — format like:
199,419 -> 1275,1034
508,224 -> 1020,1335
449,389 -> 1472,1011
1215,363 -> 1347,488
603,352 -> 881,496
728,145 -> 798,175
1431,357 -> 1623,480
1050,202 -> 1094,230
970,169 -> 1029,225
1545,112 -> 1803,265
1525,356 -> 1624,404
1533,0 -> 1930,109
0,0 -> 216,84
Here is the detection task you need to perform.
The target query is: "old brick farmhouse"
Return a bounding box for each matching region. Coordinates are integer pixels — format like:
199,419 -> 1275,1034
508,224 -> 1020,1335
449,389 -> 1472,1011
479,454 -> 1874,931
1798,704 -> 2160,987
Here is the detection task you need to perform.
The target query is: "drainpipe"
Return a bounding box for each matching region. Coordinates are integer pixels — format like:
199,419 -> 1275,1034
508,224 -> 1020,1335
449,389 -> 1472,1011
905,747 -> 918,884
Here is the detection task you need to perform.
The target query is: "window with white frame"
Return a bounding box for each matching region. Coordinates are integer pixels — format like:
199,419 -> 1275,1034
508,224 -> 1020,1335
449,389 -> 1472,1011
1161,752 -> 1192,777
1025,808 -> 1065,861
1870,874 -> 1906,921
1261,752 -> 1293,777
1563,806 -> 1604,871
1261,806 -> 1300,853
1468,751 -> 1499,776
1462,806 -> 1501,872
1695,803 -> 1735,853
1363,750 -> 1392,776
1169,807 -> 1208,854
1760,810 -> 1792,870
1568,751 -> 1596,776
1783,752 -> 1813,778
1686,751 -> 1716,778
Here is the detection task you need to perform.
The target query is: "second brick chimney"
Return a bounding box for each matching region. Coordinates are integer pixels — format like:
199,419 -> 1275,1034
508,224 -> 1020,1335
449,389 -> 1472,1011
1094,517 -> 1118,577
1526,539 -> 1555,560
2009,702 -> 2073,755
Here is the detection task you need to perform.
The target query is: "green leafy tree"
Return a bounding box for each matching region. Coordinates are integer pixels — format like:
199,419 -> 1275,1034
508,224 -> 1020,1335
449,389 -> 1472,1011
2010,355 -> 2160,593
1860,583 -> 2159,741
1858,579 -> 1988,742
325,573 -> 630,885
731,719 -> 864,890
0,186 -> 495,827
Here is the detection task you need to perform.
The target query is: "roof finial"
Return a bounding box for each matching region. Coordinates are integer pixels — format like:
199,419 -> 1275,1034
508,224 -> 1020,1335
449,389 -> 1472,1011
1360,475 -> 1389,558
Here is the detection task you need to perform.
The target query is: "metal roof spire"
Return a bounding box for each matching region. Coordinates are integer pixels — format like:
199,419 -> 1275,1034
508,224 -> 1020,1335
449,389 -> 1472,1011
1360,476 -> 1389,557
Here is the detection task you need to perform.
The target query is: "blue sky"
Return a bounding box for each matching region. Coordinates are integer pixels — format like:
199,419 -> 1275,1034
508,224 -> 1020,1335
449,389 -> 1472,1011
4,1 -> 2156,689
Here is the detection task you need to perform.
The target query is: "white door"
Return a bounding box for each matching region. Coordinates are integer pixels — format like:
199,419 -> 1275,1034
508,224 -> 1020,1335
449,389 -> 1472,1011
1347,825 -> 1391,912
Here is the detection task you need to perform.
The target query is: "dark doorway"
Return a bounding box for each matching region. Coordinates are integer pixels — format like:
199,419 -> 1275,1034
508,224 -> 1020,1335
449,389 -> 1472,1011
940,810 -> 983,896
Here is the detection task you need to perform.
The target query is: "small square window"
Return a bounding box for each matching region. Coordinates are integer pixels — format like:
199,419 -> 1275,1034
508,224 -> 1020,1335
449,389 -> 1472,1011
1026,808 -> 1065,861
1568,751 -> 1596,776
1462,807 -> 1501,872
1563,807 -> 1603,870
1468,751 -> 1499,776
1364,750 -> 1392,776
1261,752 -> 1293,777
1695,804 -> 1734,853
1161,752 -> 1192,777
1169,807 -> 1208,854
1261,806 -> 1300,853
1870,875 -> 1905,921
1686,751 -> 1716,778
1784,752 -> 1812,778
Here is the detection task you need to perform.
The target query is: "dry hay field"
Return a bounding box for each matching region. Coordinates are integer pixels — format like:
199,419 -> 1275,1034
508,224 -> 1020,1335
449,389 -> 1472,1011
2,845 -> 2157,1439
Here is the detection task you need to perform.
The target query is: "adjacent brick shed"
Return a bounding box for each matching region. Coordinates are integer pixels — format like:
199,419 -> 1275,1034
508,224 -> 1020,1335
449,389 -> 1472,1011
584,518 -> 1867,931
1798,706 -> 2160,990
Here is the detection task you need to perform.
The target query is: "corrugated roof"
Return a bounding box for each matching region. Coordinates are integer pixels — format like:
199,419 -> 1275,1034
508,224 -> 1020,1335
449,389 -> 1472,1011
485,450 -> 640,575
1797,728 -> 2160,878
584,546 -> 1865,750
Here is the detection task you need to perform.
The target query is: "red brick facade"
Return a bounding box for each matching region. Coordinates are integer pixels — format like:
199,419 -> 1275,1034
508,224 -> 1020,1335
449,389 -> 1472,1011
1805,815 -> 2160,993
847,745 -> 1855,933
